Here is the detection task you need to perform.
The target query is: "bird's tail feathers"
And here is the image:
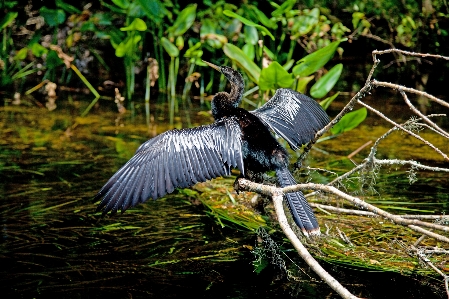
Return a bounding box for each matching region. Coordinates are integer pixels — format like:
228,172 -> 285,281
276,168 -> 320,236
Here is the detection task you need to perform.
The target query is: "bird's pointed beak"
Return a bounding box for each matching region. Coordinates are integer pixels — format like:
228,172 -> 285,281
203,60 -> 221,72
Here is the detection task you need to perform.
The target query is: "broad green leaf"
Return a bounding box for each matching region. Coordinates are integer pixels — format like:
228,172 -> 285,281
168,4 -> 197,37
242,43 -> 255,61
40,7 -> 66,27
161,37 -> 179,57
310,63 -> 343,98
330,107 -> 367,135
259,61 -> 294,91
271,0 -> 296,17
111,0 -> 130,9
0,12 -> 18,30
30,43 -> 48,57
296,75 -> 314,93
136,0 -> 166,24
223,43 -> 260,83
320,91 -> 339,110
56,0 -> 81,14
292,39 -> 345,77
120,18 -> 147,31
14,48 -> 28,60
223,10 -> 274,40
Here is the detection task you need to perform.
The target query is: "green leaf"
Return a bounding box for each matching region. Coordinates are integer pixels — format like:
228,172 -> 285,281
223,43 -> 260,83
223,10 -> 274,40
40,7 -> 66,27
310,63 -> 343,98
56,0 -> 81,14
46,50 -> 64,69
30,43 -> 48,57
168,4 -> 197,37
0,12 -> 18,30
161,37 -> 179,57
120,18 -> 147,31
293,39 -> 345,77
14,48 -> 28,60
319,91 -> 339,110
242,43 -> 255,61
271,0 -> 296,17
250,5 -> 277,29
352,12 -> 365,29
111,0 -> 130,9
136,0 -> 166,24
296,75 -> 314,93
330,107 -> 367,135
244,25 -> 258,45
115,35 -> 141,57
259,61 -> 294,91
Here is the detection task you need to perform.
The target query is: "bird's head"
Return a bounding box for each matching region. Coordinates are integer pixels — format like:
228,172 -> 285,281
203,60 -> 245,107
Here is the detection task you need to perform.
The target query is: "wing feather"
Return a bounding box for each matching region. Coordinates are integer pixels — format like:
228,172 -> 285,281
96,117 -> 244,214
251,88 -> 329,150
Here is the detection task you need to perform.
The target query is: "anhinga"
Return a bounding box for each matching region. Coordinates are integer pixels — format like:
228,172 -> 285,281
95,61 -> 329,236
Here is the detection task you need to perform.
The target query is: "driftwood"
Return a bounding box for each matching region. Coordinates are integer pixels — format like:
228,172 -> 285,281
239,49 -> 449,299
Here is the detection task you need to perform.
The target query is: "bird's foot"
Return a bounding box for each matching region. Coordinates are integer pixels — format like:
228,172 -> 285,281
233,176 -> 245,194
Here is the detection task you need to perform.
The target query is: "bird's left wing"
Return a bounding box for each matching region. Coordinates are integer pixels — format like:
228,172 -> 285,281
251,88 -> 329,150
95,117 -> 244,214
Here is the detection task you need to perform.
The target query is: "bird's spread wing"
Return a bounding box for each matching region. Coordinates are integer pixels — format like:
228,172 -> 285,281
95,117 -> 244,214
251,89 -> 329,150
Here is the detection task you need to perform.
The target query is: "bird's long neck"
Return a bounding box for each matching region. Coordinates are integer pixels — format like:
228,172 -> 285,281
228,78 -> 244,107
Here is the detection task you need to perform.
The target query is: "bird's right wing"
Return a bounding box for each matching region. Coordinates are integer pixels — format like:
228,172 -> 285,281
95,117 -> 244,214
251,89 -> 329,150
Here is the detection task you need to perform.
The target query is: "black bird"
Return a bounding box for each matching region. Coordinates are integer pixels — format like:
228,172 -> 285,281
95,61 -> 329,236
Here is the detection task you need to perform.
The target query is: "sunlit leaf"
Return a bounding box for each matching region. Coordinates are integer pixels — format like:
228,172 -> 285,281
14,48 -> 28,60
296,75 -> 314,93
223,43 -> 260,83
310,63 -> 343,98
168,4 -> 197,37
223,10 -> 274,40
259,61 -> 294,91
40,7 -> 66,27
120,18 -> 147,31
292,39 -> 345,77
242,43 -> 255,61
330,107 -> 367,134
30,43 -> 48,57
0,12 -> 18,30
161,37 -> 179,57
319,91 -> 339,110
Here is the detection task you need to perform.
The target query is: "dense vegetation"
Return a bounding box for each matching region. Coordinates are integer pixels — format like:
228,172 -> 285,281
1,0 -> 448,107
